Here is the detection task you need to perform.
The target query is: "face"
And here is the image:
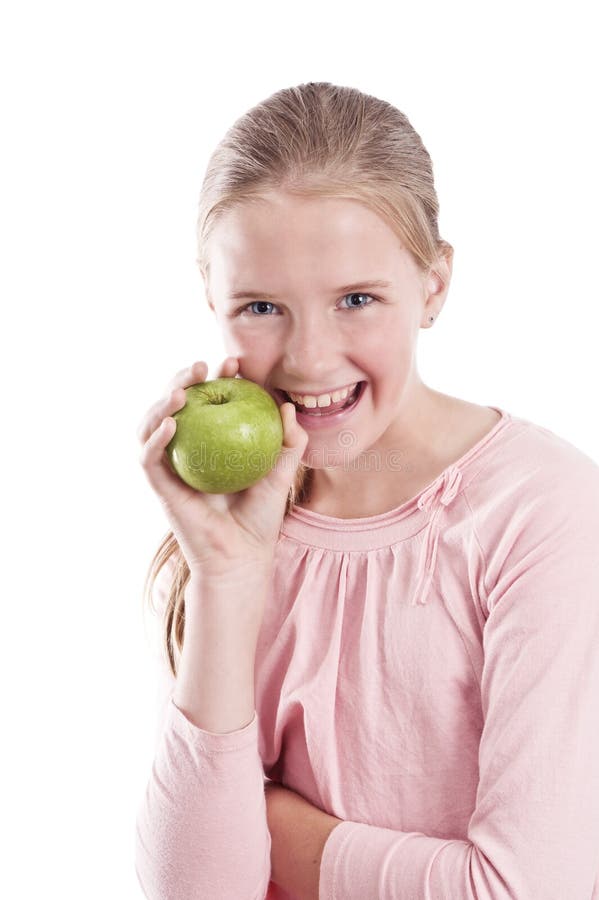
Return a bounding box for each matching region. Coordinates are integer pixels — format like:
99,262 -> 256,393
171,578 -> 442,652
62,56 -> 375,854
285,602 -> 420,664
203,190 -> 451,471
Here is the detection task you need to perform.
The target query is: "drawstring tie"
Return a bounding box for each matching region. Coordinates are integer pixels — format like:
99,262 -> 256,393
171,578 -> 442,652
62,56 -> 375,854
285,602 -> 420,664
411,464 -> 463,606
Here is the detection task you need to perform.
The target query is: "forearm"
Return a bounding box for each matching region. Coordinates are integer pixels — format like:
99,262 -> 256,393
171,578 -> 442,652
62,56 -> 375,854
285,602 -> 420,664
136,574 -> 273,898
136,697 -> 270,899
265,782 -> 343,900
173,573 -> 269,733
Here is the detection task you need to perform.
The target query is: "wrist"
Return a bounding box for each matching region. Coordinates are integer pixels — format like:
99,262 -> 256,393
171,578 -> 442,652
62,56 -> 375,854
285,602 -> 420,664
184,565 -> 272,628
188,556 -> 274,589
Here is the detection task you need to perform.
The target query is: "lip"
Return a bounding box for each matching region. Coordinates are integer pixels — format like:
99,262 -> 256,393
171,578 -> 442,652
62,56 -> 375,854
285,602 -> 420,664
282,380 -> 367,430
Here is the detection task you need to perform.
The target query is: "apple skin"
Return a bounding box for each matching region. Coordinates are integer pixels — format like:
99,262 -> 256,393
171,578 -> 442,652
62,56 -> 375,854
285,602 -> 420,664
165,377 -> 284,493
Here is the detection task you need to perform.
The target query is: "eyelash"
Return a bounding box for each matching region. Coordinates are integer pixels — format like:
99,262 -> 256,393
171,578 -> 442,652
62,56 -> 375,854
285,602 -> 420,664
237,292 -> 379,317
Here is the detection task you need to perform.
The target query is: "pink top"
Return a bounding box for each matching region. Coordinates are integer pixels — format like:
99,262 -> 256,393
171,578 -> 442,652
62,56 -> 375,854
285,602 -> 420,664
135,407 -> 599,899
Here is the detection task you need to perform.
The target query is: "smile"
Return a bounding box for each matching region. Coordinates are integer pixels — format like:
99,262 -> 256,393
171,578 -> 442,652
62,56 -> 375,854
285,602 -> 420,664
286,382 -> 359,408
276,381 -> 366,429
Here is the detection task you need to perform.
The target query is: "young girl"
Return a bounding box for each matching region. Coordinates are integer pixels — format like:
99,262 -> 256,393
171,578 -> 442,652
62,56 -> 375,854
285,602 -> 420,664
134,83 -> 599,899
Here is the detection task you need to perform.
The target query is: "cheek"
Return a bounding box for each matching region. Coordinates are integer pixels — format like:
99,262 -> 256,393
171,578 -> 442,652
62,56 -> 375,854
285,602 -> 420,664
221,333 -> 274,381
360,334 -> 413,396
358,332 -> 401,371
218,322 -> 259,358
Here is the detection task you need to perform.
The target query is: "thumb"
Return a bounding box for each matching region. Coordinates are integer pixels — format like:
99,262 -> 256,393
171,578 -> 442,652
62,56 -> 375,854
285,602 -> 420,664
269,402 -> 309,491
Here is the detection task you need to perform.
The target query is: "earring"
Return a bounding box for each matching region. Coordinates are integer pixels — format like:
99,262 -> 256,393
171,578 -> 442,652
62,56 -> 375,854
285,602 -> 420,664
429,315 -> 435,323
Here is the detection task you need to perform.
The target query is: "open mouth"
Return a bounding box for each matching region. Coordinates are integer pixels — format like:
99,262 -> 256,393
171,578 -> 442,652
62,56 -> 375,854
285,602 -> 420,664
275,381 -> 366,416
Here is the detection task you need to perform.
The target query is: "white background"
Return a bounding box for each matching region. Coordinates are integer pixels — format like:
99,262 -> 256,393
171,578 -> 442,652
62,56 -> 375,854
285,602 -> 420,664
1,1 -> 597,896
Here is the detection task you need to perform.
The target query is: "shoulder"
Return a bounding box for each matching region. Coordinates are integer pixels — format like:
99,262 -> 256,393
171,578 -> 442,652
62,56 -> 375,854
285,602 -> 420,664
461,415 -> 599,613
464,413 -> 599,552
467,412 -> 599,506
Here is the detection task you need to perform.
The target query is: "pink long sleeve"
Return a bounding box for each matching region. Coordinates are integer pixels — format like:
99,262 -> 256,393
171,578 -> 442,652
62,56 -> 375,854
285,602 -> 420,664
134,559 -> 272,899
314,418 -> 599,898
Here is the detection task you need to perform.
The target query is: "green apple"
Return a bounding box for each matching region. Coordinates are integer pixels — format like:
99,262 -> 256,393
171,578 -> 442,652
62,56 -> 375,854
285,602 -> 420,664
165,376 -> 284,493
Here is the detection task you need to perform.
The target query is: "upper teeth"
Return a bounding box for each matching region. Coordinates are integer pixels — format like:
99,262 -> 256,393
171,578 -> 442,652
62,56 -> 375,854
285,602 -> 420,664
286,382 -> 359,408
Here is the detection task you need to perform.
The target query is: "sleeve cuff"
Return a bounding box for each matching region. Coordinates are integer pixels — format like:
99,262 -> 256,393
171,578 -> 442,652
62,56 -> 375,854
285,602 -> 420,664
319,820 -> 449,899
167,695 -> 259,752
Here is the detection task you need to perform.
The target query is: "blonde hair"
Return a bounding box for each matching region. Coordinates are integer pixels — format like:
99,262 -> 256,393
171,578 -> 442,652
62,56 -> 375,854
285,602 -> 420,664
143,81 -> 452,677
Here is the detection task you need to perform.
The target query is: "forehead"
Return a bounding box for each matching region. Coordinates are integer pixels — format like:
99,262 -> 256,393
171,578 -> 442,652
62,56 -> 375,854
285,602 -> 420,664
206,192 -> 409,288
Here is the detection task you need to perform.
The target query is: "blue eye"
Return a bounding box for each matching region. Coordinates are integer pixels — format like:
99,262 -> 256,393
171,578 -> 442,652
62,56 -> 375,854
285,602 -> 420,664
240,293 -> 377,316
243,301 -> 277,316
340,292 -> 376,310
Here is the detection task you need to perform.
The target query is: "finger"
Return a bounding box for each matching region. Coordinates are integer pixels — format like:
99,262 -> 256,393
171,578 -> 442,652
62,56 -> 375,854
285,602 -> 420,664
167,360 -> 208,394
280,402 -> 309,453
215,356 -> 240,379
268,402 -> 309,491
137,361 -> 210,446
139,416 -> 190,500
136,387 -> 187,445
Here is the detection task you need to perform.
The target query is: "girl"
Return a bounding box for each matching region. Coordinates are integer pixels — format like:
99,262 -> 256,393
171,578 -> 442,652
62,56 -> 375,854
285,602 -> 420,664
134,83 -> 599,899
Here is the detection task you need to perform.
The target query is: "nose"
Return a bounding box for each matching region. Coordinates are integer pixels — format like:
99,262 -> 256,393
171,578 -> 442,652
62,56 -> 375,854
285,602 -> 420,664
280,310 -> 342,381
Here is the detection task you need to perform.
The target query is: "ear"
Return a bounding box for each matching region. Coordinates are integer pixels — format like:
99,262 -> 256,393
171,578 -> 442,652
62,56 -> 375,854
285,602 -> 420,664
422,245 -> 453,325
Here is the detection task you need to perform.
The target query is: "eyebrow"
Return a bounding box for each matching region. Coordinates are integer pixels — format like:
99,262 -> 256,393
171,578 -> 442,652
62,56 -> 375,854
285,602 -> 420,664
227,279 -> 393,301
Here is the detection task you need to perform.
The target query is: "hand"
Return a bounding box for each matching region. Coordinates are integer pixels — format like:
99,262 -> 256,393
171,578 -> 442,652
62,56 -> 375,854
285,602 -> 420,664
137,358 -> 308,580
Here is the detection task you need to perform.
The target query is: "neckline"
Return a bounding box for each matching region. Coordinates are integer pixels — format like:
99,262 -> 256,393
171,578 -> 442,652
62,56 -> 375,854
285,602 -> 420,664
284,406 -> 511,533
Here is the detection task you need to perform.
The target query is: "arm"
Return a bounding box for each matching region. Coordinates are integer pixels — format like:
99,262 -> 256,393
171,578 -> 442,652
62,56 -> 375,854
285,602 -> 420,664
265,781 -> 343,900
135,561 -> 273,900
316,466 -> 599,899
